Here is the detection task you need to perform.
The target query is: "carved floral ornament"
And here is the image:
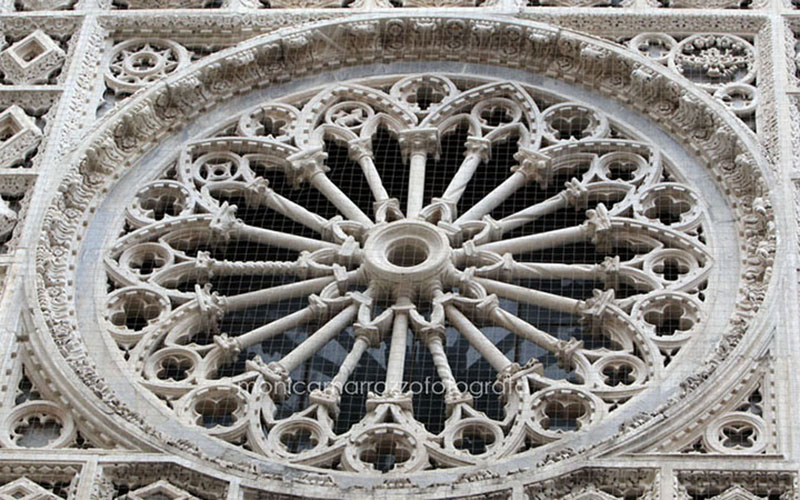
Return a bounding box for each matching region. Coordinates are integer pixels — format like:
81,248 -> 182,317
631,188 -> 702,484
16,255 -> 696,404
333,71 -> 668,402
29,14 -> 776,493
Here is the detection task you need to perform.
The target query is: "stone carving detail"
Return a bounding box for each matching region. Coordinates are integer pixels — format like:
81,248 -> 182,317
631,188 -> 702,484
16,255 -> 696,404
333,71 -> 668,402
0,106 -> 42,169
525,468 -> 659,499
14,0 -> 76,10
0,168 -> 37,256
671,367 -> 773,455
0,363 -> 103,450
105,39 -> 191,95
115,480 -> 201,500
626,33 -> 758,126
676,471 -> 796,500
0,31 -> 65,86
101,464 -> 228,500
30,14 -> 776,495
101,74 -> 714,472
0,477 -> 63,499
669,34 -> 756,91
0,465 -> 79,499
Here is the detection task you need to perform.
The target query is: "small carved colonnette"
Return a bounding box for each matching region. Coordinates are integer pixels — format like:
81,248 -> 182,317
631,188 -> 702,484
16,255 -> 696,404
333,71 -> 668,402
32,15 -> 775,485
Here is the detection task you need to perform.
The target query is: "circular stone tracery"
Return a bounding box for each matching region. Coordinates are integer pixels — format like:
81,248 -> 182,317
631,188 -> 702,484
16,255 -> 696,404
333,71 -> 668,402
86,71 -> 734,475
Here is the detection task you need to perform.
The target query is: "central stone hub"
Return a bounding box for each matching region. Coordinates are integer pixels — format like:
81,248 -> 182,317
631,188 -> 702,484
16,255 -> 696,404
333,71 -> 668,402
362,221 -> 451,287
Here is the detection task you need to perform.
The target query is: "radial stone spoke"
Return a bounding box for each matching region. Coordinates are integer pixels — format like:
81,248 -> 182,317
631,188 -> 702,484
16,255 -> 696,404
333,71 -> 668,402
475,277 -> 582,314
444,302 -> 513,374
478,261 -> 603,281
327,335 -> 370,402
277,301 -> 361,373
441,137 -> 491,205
385,300 -> 411,394
234,223 -> 339,253
245,179 -> 331,235
489,306 -> 562,354
455,168 -> 529,224
310,173 -> 374,226
399,129 -> 438,219
496,194 -> 570,234
407,151 -> 427,218
427,335 -> 460,398
151,259 -> 307,288
349,141 -> 391,203
224,273 -> 356,312
289,149 -> 373,226
228,306 -> 321,352
465,205 -> 611,256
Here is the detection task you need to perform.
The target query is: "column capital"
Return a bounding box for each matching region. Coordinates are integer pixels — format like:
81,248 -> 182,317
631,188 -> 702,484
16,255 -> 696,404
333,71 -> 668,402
287,148 -> 330,187
556,338 -> 584,369
562,178 -> 589,210
579,289 -> 616,334
397,127 -> 440,161
464,136 -> 491,163
195,283 -> 225,333
245,359 -> 291,399
582,203 -> 613,252
243,177 -> 274,207
512,147 -> 552,186
213,332 -> 242,361
347,137 -> 374,162
209,201 -> 241,242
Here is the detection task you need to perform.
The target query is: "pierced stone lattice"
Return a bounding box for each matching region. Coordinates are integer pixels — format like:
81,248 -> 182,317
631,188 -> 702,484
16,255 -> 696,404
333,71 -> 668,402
102,73 -> 712,473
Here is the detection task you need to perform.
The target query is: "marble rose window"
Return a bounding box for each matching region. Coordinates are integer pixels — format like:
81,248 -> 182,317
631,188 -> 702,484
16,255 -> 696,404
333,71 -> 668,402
91,72 -> 728,472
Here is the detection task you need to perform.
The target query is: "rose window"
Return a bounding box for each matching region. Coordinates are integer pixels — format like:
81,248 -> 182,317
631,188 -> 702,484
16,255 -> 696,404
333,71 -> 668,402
101,74 -> 714,473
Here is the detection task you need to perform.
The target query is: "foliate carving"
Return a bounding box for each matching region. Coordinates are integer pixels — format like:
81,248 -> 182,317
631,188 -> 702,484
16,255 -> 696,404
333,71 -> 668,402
0,31 -> 65,85
105,39 -> 190,95
626,33 -> 758,126
668,34 -> 755,92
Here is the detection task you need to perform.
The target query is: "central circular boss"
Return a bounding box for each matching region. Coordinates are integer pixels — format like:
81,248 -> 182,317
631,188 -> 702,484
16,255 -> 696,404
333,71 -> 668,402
362,221 -> 451,286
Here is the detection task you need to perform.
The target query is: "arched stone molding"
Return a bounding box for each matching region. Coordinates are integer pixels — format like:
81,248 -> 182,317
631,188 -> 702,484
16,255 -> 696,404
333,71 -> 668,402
24,13 -> 780,497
